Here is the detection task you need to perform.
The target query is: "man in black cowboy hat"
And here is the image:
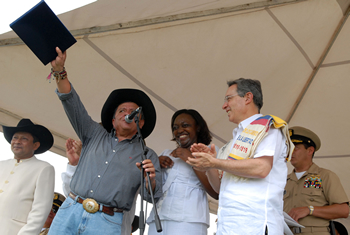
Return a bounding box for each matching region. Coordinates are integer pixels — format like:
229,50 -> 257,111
0,118 -> 55,235
62,138 -> 139,235
47,48 -> 161,235
284,126 -> 349,235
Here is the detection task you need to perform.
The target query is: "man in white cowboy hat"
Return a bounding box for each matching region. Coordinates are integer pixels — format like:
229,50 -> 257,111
40,192 -> 66,235
47,48 -> 161,235
284,126 -> 349,235
0,118 -> 55,235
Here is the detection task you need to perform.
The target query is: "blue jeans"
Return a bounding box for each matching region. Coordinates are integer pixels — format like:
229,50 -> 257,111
48,196 -> 123,235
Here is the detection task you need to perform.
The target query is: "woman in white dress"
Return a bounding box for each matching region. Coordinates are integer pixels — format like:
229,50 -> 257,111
147,109 -> 218,235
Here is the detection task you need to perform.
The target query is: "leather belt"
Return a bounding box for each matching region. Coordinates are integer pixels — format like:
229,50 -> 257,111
69,192 -> 123,216
292,226 -> 330,234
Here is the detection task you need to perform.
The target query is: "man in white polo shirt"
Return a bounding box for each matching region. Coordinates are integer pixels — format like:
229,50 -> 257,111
187,78 -> 293,235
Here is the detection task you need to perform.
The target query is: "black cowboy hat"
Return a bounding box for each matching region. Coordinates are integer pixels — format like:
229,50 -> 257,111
101,89 -> 156,139
2,118 -> 54,154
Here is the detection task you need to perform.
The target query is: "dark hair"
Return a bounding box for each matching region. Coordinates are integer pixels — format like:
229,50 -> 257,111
171,109 -> 212,145
227,78 -> 263,112
304,143 -> 316,158
32,134 -> 39,144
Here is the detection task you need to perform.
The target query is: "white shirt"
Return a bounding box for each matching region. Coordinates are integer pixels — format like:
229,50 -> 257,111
217,114 -> 288,235
147,149 -> 210,226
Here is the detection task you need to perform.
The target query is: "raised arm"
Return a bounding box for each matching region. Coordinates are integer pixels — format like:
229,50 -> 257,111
50,47 -> 71,93
65,138 -> 82,166
61,138 -> 81,197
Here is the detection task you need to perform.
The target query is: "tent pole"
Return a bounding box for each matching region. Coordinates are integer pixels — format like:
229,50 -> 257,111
0,0 -> 305,47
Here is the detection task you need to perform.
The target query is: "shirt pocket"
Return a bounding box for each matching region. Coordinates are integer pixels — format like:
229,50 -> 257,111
12,216 -> 26,224
301,188 -> 324,204
283,190 -> 290,200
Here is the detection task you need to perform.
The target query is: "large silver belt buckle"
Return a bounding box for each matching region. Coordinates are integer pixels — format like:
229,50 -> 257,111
292,227 -> 302,234
82,198 -> 99,213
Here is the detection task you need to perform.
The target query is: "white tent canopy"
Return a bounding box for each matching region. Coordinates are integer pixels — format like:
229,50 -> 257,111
1,0 -> 350,219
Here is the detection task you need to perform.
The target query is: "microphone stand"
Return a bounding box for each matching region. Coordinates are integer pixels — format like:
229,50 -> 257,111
134,109 -> 162,234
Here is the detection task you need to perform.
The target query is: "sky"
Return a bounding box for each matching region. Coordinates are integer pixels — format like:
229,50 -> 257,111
0,0 -> 96,34
0,1 -> 218,234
